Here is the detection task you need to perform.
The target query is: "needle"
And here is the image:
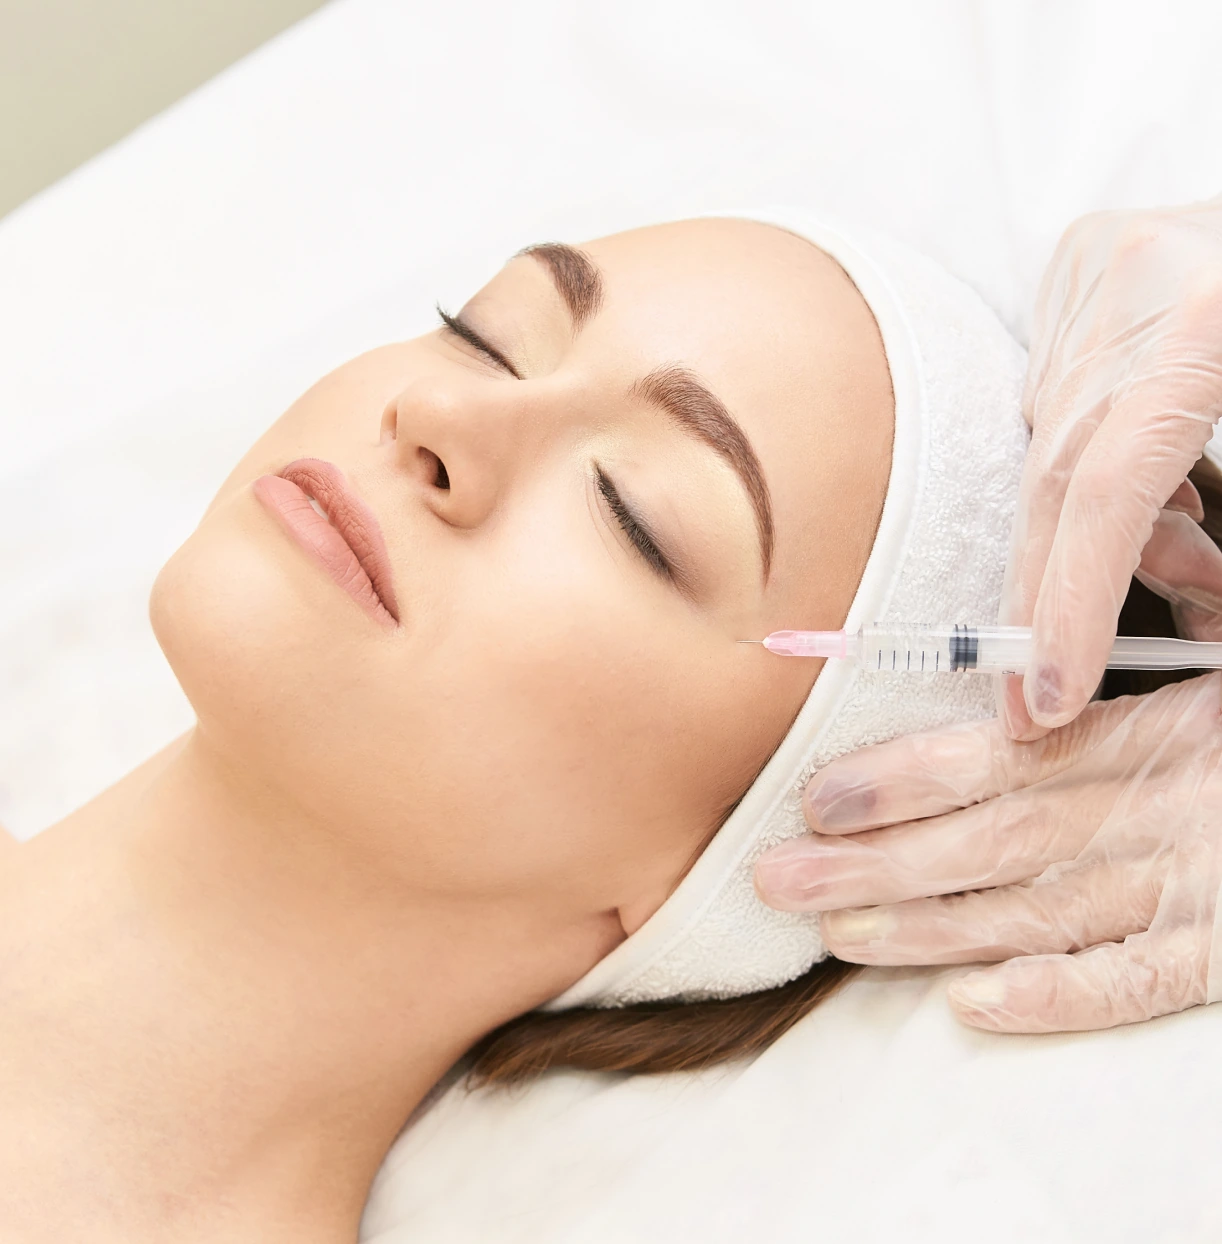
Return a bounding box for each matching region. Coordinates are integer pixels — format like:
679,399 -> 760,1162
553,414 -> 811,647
737,639 -> 765,644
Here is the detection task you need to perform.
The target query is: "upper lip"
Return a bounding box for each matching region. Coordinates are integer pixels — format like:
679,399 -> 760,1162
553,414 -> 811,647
278,458 -> 400,623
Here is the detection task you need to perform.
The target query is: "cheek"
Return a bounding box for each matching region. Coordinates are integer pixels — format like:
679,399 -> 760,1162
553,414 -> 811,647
366,538 -> 810,906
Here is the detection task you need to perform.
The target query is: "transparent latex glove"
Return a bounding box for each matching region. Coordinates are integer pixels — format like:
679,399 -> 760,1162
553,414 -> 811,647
1001,197 -> 1222,739
754,675 -> 1222,1033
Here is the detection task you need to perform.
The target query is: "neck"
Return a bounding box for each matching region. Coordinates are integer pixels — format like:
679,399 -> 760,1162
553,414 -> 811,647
0,730 -> 598,1242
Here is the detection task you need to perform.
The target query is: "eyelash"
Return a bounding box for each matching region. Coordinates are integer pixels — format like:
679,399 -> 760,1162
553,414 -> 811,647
596,468 -> 672,581
436,305 -> 519,376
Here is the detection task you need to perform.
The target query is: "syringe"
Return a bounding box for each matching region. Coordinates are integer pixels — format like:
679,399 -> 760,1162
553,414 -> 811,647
743,625 -> 1222,674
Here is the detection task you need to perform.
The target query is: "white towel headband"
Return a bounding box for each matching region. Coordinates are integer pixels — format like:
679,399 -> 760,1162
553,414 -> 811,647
545,209 -> 1030,1010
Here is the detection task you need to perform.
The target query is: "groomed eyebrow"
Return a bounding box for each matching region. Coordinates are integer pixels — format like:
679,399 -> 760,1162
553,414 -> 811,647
518,243 -> 604,329
521,241 -> 775,580
633,366 -> 775,580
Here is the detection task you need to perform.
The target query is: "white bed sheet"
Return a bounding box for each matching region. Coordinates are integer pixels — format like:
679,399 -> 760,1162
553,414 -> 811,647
3,1 -> 1222,1239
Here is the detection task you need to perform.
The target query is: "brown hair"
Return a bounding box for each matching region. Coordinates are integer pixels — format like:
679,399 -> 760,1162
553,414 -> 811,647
468,458 -> 1222,1088
468,957 -> 856,1086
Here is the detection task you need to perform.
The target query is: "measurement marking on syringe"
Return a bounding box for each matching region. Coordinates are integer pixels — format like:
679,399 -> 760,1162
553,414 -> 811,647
756,627 -> 1222,674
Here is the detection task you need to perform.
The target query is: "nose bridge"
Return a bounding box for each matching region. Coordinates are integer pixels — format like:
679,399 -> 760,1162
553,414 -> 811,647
391,370 -> 575,527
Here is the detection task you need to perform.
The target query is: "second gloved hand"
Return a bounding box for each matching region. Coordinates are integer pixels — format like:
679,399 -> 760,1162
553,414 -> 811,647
754,675 -> 1222,1033
1002,198 -> 1222,736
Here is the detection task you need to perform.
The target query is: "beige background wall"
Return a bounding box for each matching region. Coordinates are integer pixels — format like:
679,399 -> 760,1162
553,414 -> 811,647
0,0 -> 331,220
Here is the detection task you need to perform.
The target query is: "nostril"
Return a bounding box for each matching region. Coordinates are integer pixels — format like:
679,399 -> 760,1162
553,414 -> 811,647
417,447 -> 450,491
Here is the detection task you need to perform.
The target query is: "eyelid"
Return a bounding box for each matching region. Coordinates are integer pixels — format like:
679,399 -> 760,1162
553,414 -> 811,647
436,305 -> 522,378
595,465 -> 685,589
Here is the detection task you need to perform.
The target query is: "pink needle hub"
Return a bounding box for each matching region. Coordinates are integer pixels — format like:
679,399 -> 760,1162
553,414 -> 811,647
761,630 -> 848,658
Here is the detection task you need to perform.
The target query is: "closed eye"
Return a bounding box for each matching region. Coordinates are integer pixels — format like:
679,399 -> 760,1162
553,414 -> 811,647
436,305 -> 521,378
596,466 -> 673,583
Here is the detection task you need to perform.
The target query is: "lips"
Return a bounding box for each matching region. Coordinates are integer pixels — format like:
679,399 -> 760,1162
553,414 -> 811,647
253,458 -> 400,627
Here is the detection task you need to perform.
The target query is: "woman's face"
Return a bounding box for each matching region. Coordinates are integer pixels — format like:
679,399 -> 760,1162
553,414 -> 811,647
152,218 -> 890,957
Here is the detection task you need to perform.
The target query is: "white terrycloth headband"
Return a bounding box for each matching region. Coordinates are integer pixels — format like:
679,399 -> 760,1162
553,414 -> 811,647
545,208 -> 1030,1010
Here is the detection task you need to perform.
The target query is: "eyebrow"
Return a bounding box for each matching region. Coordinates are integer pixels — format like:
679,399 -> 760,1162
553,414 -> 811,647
518,242 -> 604,329
521,242 -> 775,580
632,366 -> 775,579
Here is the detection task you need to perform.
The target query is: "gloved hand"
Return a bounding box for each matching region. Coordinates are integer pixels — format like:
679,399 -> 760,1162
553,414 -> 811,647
1002,197 -> 1222,738
753,674 -> 1222,1033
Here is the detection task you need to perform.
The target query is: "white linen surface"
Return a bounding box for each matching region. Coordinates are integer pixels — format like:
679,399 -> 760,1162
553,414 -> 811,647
3,1 -> 1222,1239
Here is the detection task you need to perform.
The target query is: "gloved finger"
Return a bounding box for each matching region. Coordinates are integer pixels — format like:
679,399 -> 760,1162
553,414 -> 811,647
803,719 -> 1016,833
946,928 -> 1208,1033
1164,477 -> 1205,520
798,693 -> 1138,834
1003,321 -> 1118,641
998,401 -> 1082,640
994,671 -> 1049,743
1172,599 -> 1222,642
1026,382 -> 1220,728
756,782 -> 1105,912
998,505 -> 1222,740
1020,210 -> 1104,422
995,376 -> 1100,741
820,852 -> 1165,965
1135,506 -> 1222,615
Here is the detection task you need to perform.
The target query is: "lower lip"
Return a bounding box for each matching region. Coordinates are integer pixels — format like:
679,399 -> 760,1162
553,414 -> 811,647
253,474 -> 397,628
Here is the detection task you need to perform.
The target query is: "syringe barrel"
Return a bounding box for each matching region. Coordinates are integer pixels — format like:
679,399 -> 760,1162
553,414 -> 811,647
856,626 -> 1033,674
855,627 -> 1222,674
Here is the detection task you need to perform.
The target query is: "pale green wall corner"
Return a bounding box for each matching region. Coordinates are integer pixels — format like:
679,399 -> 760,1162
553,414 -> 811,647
0,0 -> 331,220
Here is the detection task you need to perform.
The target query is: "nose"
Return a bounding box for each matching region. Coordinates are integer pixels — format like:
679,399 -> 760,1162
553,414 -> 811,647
381,375 -> 525,528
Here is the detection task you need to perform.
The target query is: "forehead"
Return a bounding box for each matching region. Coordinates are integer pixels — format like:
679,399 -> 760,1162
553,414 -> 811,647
578,220 -> 851,363
586,218 -> 838,298
572,220 -> 884,427
579,219 -> 894,617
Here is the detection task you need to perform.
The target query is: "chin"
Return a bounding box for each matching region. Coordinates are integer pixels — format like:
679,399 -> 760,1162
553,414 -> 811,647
148,494 -> 412,814
150,499 -> 336,746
